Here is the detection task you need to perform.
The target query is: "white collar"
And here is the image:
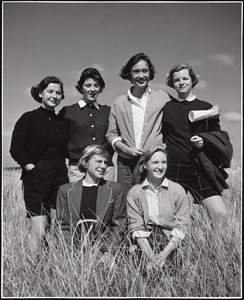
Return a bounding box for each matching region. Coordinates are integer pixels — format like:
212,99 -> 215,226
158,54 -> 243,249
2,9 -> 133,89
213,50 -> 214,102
177,95 -> 196,102
142,177 -> 168,189
78,99 -> 100,110
82,179 -> 100,187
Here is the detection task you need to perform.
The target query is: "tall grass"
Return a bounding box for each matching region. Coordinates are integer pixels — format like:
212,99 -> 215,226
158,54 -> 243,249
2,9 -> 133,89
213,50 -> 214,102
2,168 -> 242,297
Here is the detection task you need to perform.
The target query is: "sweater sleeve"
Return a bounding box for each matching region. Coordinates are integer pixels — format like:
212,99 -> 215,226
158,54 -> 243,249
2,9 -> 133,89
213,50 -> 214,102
9,113 -> 32,167
106,101 -> 121,145
170,181 -> 191,237
127,187 -> 147,234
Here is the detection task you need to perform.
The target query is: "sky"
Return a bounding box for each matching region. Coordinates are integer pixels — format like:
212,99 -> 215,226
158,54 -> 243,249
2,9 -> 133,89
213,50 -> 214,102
2,1 -> 242,168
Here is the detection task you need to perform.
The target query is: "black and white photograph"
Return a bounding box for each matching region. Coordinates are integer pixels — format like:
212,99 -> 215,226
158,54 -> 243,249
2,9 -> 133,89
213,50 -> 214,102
2,1 -> 242,298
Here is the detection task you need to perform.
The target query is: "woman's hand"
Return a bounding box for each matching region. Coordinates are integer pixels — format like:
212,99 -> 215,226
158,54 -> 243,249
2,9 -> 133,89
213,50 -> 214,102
190,135 -> 204,148
127,147 -> 143,158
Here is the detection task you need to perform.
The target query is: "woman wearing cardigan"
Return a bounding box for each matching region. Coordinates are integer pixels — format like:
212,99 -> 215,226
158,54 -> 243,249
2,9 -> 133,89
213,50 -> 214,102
10,76 -> 69,255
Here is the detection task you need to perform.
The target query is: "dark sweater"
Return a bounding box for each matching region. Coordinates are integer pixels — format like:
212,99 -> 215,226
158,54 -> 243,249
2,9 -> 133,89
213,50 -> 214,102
80,186 -> 98,220
10,106 -> 69,167
162,98 -> 221,161
59,103 -> 113,165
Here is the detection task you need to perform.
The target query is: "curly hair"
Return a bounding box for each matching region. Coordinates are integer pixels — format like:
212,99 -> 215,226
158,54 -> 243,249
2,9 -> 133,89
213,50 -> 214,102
166,63 -> 199,88
30,76 -> 64,103
119,53 -> 156,82
75,67 -> 105,94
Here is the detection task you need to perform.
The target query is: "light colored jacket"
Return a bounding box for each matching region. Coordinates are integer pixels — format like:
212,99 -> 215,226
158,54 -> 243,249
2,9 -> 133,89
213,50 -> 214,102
126,179 -> 191,239
106,89 -> 170,158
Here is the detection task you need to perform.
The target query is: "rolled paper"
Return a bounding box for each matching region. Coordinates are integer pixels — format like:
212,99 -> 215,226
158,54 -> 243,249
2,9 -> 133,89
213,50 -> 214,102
189,104 -> 220,122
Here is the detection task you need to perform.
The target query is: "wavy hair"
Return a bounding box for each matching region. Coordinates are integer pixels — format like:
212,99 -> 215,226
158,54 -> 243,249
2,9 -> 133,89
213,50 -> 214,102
166,63 -> 199,88
30,76 -> 64,103
76,67 -> 105,94
119,53 -> 156,82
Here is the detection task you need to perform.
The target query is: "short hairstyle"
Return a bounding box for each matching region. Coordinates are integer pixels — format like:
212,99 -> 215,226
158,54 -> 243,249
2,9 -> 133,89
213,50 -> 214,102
166,63 -> 199,88
76,67 -> 105,94
30,76 -> 65,103
119,52 -> 156,82
77,144 -> 111,173
138,145 -> 167,182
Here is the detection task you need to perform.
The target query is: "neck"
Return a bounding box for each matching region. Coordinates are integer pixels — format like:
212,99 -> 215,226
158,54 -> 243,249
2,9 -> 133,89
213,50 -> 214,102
84,173 -> 100,185
147,176 -> 164,189
42,104 -> 55,111
178,91 -> 193,100
131,86 -> 147,98
83,98 -> 98,105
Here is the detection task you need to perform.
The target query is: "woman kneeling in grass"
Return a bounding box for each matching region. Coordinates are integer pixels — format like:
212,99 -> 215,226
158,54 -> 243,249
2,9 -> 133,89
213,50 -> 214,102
127,145 -> 191,270
56,144 -> 126,254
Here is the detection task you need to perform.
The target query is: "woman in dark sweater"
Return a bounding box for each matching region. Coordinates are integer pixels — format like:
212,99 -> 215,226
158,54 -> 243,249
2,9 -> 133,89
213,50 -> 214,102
59,67 -> 114,183
162,64 -> 232,232
10,76 -> 69,255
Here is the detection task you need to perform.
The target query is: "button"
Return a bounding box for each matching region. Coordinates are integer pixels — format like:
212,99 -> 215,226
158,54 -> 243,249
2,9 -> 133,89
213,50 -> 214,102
49,118 -> 51,120
90,114 -> 93,116
92,137 -> 96,140
91,125 -> 94,128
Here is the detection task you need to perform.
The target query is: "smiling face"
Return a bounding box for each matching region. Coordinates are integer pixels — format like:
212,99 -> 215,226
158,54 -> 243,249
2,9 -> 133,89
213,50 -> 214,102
84,154 -> 108,183
172,68 -> 193,99
144,151 -> 167,183
82,78 -> 101,103
39,83 -> 63,110
130,59 -> 150,89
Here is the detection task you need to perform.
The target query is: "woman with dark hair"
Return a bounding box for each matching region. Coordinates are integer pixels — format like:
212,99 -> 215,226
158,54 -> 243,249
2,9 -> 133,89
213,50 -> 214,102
126,145 -> 190,269
106,53 -> 171,203
59,67 -> 114,183
10,76 -> 69,255
162,63 -> 233,231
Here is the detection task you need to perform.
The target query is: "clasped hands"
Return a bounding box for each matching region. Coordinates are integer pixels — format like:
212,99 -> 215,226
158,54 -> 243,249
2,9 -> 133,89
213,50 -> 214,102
146,252 -> 167,271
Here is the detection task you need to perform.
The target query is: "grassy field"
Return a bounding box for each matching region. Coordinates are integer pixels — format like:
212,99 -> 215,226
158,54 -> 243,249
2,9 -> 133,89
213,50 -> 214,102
2,167 -> 242,297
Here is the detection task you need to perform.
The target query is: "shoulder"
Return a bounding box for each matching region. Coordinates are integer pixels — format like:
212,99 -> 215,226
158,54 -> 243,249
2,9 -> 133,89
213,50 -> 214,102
112,94 -> 128,105
99,104 -> 110,109
60,103 -> 79,111
106,180 -> 123,191
194,98 -> 213,109
98,104 -> 111,113
167,179 -> 186,193
58,182 -> 73,191
127,184 -> 143,196
16,108 -> 40,122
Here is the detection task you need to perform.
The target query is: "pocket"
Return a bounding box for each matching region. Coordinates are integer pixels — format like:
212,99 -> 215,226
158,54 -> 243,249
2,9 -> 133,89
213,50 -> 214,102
26,167 -> 44,193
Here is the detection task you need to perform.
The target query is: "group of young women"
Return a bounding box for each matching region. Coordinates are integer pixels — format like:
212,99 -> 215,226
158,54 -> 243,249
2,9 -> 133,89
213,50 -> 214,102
10,53 -> 232,269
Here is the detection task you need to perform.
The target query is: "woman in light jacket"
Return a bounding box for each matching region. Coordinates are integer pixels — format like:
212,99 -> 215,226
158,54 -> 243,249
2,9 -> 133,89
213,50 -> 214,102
127,145 -> 190,269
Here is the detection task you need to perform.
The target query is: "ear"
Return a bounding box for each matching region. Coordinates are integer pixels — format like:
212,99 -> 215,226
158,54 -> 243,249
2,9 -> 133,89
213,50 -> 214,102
39,91 -> 43,99
83,161 -> 88,170
143,162 -> 147,170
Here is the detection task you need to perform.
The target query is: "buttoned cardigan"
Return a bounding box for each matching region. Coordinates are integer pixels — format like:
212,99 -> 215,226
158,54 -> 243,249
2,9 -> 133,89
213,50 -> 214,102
106,89 -> 170,159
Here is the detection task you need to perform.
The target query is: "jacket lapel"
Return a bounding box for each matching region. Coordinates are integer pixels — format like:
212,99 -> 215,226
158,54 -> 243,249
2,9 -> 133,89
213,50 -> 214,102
68,180 -> 83,227
95,181 -> 112,231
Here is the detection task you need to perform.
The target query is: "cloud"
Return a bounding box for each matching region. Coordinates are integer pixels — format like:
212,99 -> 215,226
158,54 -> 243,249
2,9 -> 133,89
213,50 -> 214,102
196,80 -> 208,89
223,112 -> 241,122
207,53 -> 235,66
186,60 -> 202,67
